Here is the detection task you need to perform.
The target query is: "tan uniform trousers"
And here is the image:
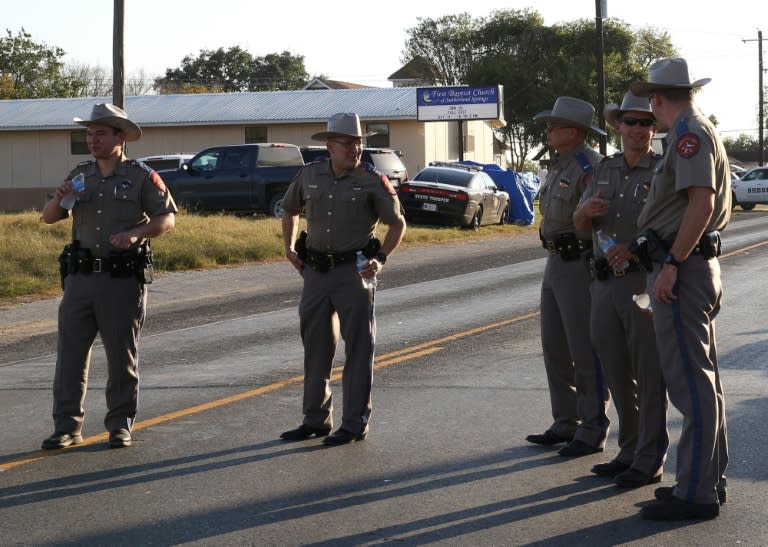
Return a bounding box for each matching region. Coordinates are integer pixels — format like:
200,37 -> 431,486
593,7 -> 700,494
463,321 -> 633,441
649,254 -> 728,504
299,263 -> 375,435
590,269 -> 668,475
540,253 -> 609,446
53,273 -> 145,434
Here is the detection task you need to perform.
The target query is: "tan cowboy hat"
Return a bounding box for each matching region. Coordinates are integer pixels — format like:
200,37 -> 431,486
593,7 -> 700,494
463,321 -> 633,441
604,91 -> 655,125
630,57 -> 711,97
533,96 -> 607,136
311,112 -> 376,141
73,103 -> 142,142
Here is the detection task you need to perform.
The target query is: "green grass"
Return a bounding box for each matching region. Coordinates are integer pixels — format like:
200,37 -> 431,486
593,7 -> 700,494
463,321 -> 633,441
1,209 -> 539,301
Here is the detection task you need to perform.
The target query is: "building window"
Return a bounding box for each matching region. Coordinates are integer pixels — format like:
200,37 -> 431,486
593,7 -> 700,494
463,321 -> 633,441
71,131 -> 89,155
245,126 -> 268,143
366,123 -> 389,148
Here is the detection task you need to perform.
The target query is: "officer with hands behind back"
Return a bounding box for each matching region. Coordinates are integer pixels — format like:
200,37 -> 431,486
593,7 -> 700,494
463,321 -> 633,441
573,91 -> 668,489
280,112 -> 406,446
40,103 -> 177,450
527,97 -> 610,458
630,57 -> 731,521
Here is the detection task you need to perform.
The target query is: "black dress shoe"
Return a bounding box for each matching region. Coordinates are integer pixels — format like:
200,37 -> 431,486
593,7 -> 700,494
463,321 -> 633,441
526,430 -> 573,446
108,429 -> 132,448
322,428 -> 367,447
614,467 -> 662,488
641,496 -> 719,520
280,424 -> 331,441
558,440 -> 603,457
655,484 -> 727,505
591,459 -> 631,477
41,432 -> 83,450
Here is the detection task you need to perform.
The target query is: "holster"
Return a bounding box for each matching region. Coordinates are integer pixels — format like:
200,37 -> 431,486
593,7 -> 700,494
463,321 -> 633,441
553,233 -> 589,262
629,229 -> 668,272
586,252 -> 610,281
698,231 -> 722,259
58,240 -> 82,289
361,237 -> 382,259
295,231 -> 307,261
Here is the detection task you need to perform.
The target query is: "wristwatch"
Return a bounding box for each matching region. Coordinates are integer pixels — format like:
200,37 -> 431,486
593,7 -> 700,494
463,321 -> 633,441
375,252 -> 387,264
664,253 -> 682,268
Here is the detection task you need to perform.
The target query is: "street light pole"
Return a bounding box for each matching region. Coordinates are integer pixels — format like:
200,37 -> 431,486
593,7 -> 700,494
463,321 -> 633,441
595,0 -> 607,155
743,29 -> 764,166
112,0 -> 124,109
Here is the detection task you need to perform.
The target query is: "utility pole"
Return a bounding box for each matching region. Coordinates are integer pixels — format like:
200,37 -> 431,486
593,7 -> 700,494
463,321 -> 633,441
743,29 -> 764,166
113,0 -> 125,108
595,0 -> 607,155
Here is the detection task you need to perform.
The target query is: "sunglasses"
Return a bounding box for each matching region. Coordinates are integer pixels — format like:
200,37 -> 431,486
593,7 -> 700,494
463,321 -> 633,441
621,117 -> 655,127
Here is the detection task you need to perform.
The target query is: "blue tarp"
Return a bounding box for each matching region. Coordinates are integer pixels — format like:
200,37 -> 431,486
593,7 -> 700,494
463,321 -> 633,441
458,161 -> 540,226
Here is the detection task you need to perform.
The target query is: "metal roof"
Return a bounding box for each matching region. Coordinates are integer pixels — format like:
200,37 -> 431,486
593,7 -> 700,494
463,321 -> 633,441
0,88 -> 418,131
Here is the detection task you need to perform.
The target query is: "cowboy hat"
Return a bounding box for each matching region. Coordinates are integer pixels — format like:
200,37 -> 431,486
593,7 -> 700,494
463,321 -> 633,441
533,96 -> 607,136
73,103 -> 142,141
311,112 -> 376,141
604,91 -> 655,125
629,57 -> 711,97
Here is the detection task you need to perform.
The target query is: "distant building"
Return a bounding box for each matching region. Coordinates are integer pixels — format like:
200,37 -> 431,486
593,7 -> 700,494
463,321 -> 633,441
0,86 -> 505,211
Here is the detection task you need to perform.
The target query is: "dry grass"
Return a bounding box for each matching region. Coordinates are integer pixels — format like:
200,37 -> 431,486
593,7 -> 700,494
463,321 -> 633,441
1,209 -> 539,299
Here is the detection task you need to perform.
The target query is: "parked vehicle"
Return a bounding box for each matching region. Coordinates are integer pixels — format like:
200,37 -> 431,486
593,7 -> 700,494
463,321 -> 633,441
160,144 -> 304,217
136,154 -> 194,172
300,146 -> 409,187
397,162 -> 510,229
731,166 -> 768,210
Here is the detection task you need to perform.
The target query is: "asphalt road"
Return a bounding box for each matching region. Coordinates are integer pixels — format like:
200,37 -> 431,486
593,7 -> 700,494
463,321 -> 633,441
1,211 -> 768,545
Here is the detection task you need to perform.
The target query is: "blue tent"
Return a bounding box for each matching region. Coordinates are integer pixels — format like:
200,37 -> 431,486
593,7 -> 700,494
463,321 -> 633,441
458,161 -> 540,226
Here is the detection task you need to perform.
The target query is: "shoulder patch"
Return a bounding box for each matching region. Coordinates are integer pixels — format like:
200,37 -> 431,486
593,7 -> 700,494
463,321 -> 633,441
676,132 -> 700,159
150,171 -> 168,193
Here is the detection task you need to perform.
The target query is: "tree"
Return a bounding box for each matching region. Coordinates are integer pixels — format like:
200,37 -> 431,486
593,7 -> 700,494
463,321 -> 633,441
0,28 -> 84,98
723,133 -> 759,154
154,46 -> 308,94
402,13 -> 482,86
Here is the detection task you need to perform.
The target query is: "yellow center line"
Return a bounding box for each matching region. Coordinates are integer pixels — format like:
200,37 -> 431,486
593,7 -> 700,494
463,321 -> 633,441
0,310 -> 539,472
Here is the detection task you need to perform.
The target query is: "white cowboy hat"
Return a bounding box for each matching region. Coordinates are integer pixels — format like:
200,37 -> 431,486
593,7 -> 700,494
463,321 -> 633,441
533,96 -> 607,136
74,103 -> 142,141
630,57 -> 711,97
311,112 -> 376,141
604,91 -> 655,125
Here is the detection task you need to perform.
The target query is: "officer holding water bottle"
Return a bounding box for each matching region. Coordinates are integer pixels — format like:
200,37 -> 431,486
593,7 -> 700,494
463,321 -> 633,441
40,103 -> 177,450
280,113 -> 406,446
573,91 -> 668,489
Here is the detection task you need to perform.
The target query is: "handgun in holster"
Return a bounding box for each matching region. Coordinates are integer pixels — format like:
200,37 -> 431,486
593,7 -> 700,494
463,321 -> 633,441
586,251 -> 610,281
628,229 -> 668,272
58,240 -> 80,289
294,231 -> 308,261
361,237 -> 382,259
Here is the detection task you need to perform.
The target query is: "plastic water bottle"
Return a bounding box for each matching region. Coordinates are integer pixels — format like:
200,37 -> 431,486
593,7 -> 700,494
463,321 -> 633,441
356,251 -> 377,289
60,173 -> 85,210
596,229 -> 629,271
632,293 -> 653,313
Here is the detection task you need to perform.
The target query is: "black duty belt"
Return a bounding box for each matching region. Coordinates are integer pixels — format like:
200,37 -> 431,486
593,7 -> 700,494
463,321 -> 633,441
305,249 -> 357,273
75,255 -> 144,275
542,233 -> 592,262
592,257 -> 643,280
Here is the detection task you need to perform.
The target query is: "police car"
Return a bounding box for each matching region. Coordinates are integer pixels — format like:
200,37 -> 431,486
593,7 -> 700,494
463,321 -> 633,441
731,166 -> 768,211
397,162 -> 510,230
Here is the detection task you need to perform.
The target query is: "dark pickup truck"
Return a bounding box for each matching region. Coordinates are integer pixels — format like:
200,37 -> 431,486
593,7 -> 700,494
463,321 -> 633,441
160,143 -> 304,217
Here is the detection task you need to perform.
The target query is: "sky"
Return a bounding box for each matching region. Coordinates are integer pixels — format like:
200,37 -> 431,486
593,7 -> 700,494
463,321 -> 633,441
3,0 -> 764,138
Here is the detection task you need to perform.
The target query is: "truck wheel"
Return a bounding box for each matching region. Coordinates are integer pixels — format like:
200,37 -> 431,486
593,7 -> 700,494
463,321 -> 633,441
269,192 -> 286,218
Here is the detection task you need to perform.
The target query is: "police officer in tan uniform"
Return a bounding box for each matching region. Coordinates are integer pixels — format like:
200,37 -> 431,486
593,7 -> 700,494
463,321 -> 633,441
280,113 -> 406,447
631,58 -> 730,520
527,97 -> 610,457
574,91 -> 668,487
41,103 -> 177,449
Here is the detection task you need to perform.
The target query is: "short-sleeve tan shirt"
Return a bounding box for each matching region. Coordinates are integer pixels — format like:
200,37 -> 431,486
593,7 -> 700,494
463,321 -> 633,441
282,159 -> 404,253
539,143 -> 603,239
637,106 -> 731,239
67,157 -> 178,256
581,151 -> 659,253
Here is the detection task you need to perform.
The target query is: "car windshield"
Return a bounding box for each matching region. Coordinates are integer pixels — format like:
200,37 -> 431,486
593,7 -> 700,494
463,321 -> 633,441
743,169 -> 768,181
414,168 -> 472,188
